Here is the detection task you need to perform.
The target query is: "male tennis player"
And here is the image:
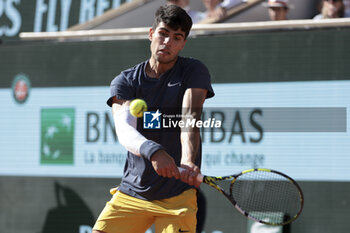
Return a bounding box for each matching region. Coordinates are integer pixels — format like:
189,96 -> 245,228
93,5 -> 214,233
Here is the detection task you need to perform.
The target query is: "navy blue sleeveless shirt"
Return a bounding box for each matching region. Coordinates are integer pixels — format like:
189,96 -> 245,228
107,56 -> 214,200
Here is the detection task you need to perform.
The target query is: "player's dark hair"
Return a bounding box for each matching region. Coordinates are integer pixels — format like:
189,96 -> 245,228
153,5 -> 192,39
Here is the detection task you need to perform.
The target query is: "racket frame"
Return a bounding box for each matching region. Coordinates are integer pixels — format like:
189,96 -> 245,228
202,168 -> 304,226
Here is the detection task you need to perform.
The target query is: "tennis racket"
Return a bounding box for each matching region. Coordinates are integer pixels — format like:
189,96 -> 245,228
179,168 -> 304,226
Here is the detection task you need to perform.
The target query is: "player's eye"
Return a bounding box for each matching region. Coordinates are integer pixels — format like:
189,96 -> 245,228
158,31 -> 168,37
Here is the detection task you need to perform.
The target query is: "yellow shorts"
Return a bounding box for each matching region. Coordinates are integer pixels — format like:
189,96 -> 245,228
93,188 -> 198,233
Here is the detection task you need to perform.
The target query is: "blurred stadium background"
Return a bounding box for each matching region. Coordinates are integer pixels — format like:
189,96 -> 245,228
1,0 -> 350,233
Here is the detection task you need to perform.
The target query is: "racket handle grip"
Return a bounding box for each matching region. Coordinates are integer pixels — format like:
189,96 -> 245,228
178,167 -> 204,184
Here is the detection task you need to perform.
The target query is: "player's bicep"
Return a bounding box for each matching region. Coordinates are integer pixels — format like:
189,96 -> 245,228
182,88 -> 208,118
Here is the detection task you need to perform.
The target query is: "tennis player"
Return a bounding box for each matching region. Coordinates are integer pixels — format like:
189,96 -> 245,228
93,5 -> 214,233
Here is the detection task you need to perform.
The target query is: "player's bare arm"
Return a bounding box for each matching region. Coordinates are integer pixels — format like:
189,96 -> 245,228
180,88 -> 208,187
151,150 -> 180,179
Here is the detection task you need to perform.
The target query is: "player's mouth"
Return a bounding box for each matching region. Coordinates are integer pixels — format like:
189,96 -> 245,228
158,48 -> 171,55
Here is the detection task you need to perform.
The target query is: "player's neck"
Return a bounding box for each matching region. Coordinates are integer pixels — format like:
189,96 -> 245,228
147,57 -> 177,78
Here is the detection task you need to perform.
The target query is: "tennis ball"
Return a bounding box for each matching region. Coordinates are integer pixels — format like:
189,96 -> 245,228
129,99 -> 147,118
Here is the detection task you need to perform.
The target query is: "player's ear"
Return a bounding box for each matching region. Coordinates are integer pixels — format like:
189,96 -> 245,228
148,28 -> 154,42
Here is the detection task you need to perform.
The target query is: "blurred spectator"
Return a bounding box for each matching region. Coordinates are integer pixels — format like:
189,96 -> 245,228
263,0 -> 292,21
344,0 -> 350,17
201,0 -> 245,21
202,0 -> 226,20
314,0 -> 345,19
166,0 -> 206,23
221,0 -> 246,9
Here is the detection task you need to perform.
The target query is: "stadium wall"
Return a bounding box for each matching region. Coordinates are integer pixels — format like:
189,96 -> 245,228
0,0 -> 132,40
1,25 -> 350,233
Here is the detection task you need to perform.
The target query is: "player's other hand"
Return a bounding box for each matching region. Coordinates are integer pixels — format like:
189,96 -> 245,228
180,162 -> 201,188
151,150 -> 180,179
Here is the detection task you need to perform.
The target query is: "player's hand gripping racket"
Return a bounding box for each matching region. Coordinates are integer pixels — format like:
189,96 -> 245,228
179,168 -> 304,225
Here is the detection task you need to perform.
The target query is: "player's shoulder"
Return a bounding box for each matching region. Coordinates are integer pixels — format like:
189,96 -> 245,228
110,61 -> 146,86
178,56 -> 206,68
120,61 -> 145,80
178,56 -> 209,74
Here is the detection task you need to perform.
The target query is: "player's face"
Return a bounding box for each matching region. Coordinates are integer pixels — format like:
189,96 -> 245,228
268,7 -> 288,21
149,22 -> 187,64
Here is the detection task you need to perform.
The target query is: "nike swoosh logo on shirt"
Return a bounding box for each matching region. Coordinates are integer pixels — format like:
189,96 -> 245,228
168,81 -> 181,87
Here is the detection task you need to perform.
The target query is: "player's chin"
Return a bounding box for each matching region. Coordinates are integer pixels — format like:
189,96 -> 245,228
156,54 -> 177,64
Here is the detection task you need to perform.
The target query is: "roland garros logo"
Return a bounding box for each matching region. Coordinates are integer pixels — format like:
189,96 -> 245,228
12,73 -> 31,104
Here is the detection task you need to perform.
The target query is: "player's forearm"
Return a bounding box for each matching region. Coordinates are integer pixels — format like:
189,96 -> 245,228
180,88 -> 207,166
180,104 -> 202,165
180,126 -> 200,164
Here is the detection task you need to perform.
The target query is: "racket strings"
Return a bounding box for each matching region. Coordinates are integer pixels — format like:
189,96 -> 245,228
231,171 -> 302,225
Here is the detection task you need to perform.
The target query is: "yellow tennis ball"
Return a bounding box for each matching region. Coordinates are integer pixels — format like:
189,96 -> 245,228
129,99 -> 147,118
